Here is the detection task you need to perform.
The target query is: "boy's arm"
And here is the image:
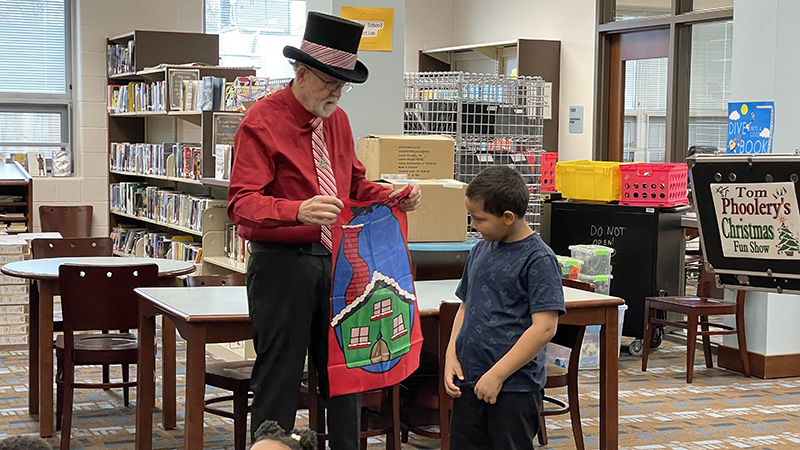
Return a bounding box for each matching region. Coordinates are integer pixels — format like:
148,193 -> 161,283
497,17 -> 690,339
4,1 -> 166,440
473,310 -> 559,404
444,302 -> 466,398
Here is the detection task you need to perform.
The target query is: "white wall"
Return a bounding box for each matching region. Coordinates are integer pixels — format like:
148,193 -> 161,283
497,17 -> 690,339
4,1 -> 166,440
450,0 -> 597,161
38,0 -> 202,236
404,0 -> 456,73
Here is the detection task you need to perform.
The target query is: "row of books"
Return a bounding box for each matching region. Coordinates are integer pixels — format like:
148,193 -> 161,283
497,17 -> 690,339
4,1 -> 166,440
181,76 -> 227,112
214,144 -> 233,180
110,142 -> 201,180
107,41 -> 135,76
111,225 -> 203,262
225,223 -> 246,263
108,81 -> 167,113
110,182 -> 226,232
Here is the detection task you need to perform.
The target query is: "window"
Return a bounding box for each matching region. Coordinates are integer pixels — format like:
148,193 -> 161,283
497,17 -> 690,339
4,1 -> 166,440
348,326 -> 370,349
392,315 -> 407,340
372,298 -> 392,320
205,0 -> 307,79
0,0 -> 71,174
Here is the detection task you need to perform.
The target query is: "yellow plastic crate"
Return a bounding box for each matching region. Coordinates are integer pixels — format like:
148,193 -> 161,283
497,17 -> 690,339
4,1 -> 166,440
555,160 -> 622,202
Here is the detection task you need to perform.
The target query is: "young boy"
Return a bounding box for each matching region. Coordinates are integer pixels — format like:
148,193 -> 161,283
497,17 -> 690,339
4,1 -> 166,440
445,166 -> 566,450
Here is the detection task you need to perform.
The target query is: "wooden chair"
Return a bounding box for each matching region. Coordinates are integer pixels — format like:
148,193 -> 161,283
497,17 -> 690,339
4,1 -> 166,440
55,263 -> 158,450
38,206 -> 93,238
642,292 -> 750,383
31,237 -> 116,399
300,360 -> 402,450
183,274 -> 250,450
536,278 -> 593,449
398,300 -> 460,450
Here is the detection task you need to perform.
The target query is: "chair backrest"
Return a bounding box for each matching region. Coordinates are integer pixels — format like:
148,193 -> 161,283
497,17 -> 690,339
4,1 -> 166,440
58,263 -> 158,333
31,237 -> 113,259
184,273 -> 246,287
38,205 -> 93,238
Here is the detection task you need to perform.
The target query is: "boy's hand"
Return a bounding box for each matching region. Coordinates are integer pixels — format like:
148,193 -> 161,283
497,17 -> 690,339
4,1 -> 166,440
474,370 -> 503,404
444,354 -> 464,398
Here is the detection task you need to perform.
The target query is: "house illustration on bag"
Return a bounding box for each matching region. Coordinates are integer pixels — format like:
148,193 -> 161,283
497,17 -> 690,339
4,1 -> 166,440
330,224 -> 414,369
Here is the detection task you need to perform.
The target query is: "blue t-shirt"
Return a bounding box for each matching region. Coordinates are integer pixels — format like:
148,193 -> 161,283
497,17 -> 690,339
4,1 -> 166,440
454,233 -> 566,393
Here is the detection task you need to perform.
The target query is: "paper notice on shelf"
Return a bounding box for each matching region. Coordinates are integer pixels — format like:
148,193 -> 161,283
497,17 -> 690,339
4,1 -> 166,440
544,82 -> 552,120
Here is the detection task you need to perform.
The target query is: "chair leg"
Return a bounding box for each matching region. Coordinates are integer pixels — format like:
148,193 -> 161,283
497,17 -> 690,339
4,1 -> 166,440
641,300 -> 654,372
700,315 -> 713,369
736,290 -> 751,377
233,384 -> 249,450
359,410 -> 368,450
60,360 -> 75,450
122,363 -> 130,407
439,401 -> 450,450
537,414 -> 548,445
567,377 -> 585,450
386,385 -> 401,450
56,363 -> 63,432
686,313 -> 699,383
401,428 -> 408,443
102,364 -> 110,390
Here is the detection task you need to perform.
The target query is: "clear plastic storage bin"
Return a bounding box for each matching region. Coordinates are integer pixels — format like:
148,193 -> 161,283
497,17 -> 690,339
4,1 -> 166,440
578,304 -> 628,370
578,273 -> 613,295
555,255 -> 582,280
569,244 -> 614,276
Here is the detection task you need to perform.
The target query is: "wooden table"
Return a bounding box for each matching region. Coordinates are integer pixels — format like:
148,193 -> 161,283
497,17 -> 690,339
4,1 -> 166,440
414,279 -> 624,450
0,256 -> 195,437
135,286 -> 252,450
135,281 -> 623,450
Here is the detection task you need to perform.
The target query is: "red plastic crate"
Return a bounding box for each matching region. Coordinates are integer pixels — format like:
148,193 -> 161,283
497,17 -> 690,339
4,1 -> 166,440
619,163 -> 689,207
540,152 -> 558,192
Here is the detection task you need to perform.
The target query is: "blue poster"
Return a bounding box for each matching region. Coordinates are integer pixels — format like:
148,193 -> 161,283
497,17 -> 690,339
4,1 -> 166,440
727,101 -> 774,154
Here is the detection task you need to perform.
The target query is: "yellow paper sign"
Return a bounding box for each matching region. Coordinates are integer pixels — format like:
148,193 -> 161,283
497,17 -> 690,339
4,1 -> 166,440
341,6 -> 394,52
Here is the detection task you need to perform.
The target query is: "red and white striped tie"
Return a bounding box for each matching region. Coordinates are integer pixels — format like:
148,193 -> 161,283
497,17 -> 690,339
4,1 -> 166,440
311,117 -> 337,251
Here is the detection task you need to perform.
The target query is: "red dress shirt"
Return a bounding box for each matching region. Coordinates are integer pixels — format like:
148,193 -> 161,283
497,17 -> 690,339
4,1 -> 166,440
227,84 -> 389,243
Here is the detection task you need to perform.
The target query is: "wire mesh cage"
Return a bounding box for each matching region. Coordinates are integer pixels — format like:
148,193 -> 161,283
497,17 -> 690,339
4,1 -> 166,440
404,71 -> 546,231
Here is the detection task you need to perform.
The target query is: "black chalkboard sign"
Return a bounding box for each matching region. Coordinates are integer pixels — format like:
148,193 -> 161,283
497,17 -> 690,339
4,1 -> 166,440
690,153 -> 800,293
212,113 -> 243,146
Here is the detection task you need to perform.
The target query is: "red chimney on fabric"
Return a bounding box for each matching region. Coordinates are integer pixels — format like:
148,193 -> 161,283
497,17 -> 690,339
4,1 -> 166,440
342,224 -> 370,305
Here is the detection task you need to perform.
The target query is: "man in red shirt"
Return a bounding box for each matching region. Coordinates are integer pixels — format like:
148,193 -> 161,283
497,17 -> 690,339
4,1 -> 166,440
228,11 -> 421,450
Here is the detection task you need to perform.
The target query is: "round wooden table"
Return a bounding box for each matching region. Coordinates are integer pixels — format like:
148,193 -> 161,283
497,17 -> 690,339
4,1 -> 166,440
1,256 -> 196,437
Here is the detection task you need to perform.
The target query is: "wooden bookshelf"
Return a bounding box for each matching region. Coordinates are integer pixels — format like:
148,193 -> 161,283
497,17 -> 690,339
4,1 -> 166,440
106,30 -> 255,274
0,162 -> 33,235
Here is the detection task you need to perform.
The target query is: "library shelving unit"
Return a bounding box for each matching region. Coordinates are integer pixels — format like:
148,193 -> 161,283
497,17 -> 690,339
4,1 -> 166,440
0,162 -> 33,235
106,30 -> 254,276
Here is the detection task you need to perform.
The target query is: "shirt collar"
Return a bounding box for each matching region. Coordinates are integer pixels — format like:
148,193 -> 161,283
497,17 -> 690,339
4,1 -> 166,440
280,80 -> 318,128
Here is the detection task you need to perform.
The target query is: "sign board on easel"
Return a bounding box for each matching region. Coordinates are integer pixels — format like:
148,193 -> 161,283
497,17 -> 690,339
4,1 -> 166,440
690,153 -> 800,293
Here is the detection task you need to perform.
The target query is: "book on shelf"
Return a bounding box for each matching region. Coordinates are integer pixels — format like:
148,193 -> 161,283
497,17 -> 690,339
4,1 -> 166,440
28,151 -> 48,177
107,40 -> 134,76
111,182 -> 226,232
224,223 -> 247,263
52,149 -> 71,177
9,153 -> 27,172
214,144 -> 233,180
108,81 -> 166,113
110,225 -> 202,262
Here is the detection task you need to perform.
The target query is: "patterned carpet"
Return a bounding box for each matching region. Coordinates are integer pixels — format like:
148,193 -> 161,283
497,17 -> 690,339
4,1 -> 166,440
1,331 -> 800,449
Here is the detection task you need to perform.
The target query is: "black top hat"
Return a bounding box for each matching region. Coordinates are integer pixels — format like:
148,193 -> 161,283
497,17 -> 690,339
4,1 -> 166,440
283,11 -> 369,84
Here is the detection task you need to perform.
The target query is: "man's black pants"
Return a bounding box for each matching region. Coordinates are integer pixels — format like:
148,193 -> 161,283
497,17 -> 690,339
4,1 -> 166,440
449,388 -> 542,450
246,242 -> 361,449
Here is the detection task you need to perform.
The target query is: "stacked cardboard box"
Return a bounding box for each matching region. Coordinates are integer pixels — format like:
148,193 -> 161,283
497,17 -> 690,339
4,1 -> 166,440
0,237 -> 28,346
358,135 -> 469,242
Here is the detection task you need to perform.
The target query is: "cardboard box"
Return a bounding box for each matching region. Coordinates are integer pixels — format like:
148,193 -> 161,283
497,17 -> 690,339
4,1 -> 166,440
358,135 -> 455,181
380,179 -> 468,242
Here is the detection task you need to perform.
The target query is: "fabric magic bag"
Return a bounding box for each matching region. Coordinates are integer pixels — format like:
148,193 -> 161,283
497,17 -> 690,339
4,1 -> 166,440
327,186 -> 423,396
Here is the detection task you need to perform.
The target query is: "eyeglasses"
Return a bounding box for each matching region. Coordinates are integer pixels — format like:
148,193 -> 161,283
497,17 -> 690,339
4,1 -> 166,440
306,67 -> 353,94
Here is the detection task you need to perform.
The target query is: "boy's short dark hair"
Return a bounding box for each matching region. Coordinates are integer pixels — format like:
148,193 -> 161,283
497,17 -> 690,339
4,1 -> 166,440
0,435 -> 52,450
466,166 -> 529,218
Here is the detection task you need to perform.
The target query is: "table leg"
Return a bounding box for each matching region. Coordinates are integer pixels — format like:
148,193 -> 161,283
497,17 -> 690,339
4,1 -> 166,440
136,304 -> 157,450
28,280 -> 39,415
598,304 -> 619,450
183,326 -> 207,450
38,280 -> 55,438
161,317 -> 176,430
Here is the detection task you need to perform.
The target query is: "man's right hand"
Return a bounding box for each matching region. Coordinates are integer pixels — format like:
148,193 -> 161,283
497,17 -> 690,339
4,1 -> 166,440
444,353 -> 464,398
296,195 -> 344,225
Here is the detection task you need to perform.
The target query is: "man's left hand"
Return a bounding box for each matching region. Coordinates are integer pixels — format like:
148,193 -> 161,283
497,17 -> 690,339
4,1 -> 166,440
391,184 -> 422,212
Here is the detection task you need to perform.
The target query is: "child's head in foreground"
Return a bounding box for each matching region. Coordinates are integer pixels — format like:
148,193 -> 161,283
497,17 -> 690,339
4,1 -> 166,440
465,165 -> 531,242
250,420 -> 316,450
0,435 -> 52,450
